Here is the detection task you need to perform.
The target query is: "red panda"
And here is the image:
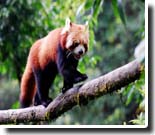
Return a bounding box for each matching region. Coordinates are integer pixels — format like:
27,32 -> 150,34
20,18 -> 89,108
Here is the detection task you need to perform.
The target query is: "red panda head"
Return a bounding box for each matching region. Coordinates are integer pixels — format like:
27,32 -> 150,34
61,18 -> 89,60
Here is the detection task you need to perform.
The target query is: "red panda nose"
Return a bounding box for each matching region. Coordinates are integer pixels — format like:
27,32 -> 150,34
78,50 -> 84,55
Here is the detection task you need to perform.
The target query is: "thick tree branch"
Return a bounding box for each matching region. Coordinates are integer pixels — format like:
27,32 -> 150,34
0,60 -> 142,124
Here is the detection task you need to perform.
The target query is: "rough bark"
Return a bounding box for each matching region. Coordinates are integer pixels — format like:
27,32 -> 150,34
0,60 -> 142,124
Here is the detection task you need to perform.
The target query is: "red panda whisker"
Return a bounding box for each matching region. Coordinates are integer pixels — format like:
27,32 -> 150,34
66,51 -> 72,58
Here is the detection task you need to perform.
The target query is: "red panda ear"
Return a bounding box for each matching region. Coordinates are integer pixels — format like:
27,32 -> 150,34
66,18 -> 72,28
61,18 -> 72,35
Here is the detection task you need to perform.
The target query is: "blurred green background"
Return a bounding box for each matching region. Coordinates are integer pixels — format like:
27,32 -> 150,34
0,0 -> 145,125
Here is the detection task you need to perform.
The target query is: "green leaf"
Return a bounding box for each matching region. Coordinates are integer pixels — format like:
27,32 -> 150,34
130,112 -> 145,125
111,0 -> 126,27
92,0 -> 103,20
126,85 -> 135,105
85,0 -> 94,10
111,0 -> 119,17
11,101 -> 20,109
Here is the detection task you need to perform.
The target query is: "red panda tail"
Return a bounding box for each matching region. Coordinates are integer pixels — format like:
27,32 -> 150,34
20,62 -> 36,108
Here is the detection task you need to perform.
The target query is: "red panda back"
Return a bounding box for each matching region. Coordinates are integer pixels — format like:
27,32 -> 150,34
27,28 -> 63,70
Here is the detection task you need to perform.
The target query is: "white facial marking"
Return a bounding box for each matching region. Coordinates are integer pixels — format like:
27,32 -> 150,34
66,37 -> 73,48
73,45 -> 85,55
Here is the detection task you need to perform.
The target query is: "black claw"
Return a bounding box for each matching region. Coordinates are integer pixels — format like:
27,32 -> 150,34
62,87 -> 67,94
61,87 -> 69,93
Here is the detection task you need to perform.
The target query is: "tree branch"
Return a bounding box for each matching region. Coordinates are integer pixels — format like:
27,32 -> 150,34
0,60 -> 142,124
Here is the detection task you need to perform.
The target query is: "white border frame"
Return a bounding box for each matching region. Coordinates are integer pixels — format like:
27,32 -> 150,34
0,1 -> 148,129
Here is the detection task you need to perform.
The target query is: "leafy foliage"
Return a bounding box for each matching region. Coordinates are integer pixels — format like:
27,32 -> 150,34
0,0 -> 145,125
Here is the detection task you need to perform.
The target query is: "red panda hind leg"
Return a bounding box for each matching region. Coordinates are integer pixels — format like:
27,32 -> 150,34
20,64 -> 36,108
32,62 -> 58,107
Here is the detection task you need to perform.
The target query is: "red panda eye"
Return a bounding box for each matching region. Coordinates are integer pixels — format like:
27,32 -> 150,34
74,42 -> 79,46
84,44 -> 87,47
69,42 -> 79,50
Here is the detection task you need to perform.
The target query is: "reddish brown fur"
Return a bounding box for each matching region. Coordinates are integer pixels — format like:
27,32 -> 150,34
20,22 -> 89,107
20,28 -> 65,106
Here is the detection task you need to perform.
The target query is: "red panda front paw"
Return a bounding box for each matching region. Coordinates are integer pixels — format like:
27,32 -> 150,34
41,97 -> 53,107
62,85 -> 73,93
74,74 -> 88,83
62,87 -> 69,94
